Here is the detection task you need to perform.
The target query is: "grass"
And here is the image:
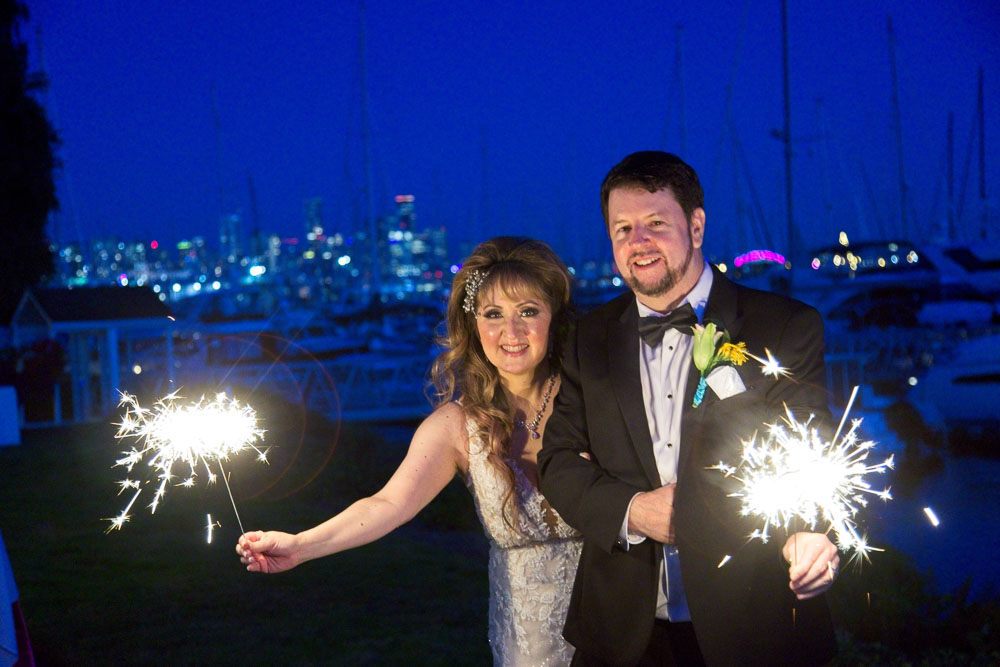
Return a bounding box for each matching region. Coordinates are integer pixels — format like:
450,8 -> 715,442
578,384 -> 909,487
0,400 -> 491,665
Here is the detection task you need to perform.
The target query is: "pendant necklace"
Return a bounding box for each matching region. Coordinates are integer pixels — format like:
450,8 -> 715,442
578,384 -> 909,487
516,374 -> 557,440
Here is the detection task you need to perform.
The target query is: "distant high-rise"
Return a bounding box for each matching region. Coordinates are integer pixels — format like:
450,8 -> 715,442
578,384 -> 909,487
379,195 -> 450,299
305,197 -> 323,236
219,212 -> 241,262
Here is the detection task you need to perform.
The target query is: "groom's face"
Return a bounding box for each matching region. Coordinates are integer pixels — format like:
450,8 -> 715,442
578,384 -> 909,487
608,186 -> 705,311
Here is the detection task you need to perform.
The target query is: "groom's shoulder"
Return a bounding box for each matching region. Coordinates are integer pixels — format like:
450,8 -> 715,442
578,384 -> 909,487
731,279 -> 820,319
578,291 -> 633,327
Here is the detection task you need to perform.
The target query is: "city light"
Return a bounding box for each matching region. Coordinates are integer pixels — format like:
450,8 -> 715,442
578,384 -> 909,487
45,195 -> 486,314
733,249 -> 786,268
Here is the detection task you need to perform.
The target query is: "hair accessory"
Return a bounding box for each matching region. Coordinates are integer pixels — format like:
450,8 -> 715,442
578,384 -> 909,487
463,269 -> 490,315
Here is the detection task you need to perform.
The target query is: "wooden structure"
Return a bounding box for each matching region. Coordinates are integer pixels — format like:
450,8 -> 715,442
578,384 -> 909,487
10,287 -> 175,425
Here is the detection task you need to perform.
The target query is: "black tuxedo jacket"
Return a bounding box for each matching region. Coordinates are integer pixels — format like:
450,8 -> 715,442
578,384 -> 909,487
539,268 -> 837,666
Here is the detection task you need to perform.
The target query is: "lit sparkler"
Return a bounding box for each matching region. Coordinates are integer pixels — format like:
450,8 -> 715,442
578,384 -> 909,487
709,387 -> 894,562
745,347 -> 790,379
105,390 -> 267,534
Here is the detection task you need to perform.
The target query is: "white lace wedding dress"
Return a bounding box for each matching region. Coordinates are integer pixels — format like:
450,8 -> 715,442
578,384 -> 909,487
464,420 -> 583,666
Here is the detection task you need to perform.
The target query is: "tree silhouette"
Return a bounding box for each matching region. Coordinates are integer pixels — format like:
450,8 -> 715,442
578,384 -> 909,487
0,0 -> 57,324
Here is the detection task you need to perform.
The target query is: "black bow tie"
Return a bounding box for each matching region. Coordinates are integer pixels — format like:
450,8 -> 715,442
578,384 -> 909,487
638,303 -> 698,347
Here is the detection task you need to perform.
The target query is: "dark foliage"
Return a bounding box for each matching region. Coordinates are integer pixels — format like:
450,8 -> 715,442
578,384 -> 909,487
0,338 -> 64,420
829,546 -> 1000,664
0,0 -> 58,324
947,424 -> 1000,459
883,400 -> 946,495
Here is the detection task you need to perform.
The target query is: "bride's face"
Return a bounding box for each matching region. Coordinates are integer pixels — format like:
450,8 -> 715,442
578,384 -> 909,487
475,286 -> 552,382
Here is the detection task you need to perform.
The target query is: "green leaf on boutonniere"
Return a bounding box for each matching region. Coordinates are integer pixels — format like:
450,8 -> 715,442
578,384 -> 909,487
690,323 -> 747,407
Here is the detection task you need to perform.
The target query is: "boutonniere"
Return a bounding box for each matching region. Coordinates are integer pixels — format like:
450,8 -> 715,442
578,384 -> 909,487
691,322 -> 747,407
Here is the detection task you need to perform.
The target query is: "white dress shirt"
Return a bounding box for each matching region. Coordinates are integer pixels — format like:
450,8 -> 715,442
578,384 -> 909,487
621,262 -> 713,621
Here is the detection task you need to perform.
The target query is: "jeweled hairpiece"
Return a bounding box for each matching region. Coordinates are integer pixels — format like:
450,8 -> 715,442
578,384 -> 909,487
463,269 -> 490,315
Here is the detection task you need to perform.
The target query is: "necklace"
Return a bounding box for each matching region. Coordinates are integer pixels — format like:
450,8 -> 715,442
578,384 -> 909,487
516,374 -> 557,440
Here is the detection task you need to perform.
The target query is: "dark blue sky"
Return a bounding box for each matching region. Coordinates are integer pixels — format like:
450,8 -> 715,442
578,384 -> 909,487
24,0 -> 999,264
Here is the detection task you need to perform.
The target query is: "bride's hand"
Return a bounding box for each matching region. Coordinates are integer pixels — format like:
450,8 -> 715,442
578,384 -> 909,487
236,530 -> 302,574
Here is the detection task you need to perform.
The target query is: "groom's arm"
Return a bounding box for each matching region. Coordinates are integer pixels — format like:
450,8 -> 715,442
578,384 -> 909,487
539,328 -> 648,554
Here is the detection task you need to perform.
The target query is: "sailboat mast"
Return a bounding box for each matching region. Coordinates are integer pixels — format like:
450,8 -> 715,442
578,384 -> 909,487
359,1 -> 379,304
978,67 -> 987,240
247,172 -> 262,258
211,83 -> 227,221
780,0 -> 795,281
948,112 -> 955,241
887,16 -> 908,239
675,24 -> 687,156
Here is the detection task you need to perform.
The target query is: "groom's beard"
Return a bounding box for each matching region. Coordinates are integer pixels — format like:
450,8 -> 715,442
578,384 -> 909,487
625,236 -> 695,299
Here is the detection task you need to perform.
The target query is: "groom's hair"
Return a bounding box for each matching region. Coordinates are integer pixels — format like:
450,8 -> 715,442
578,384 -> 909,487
600,151 -> 704,227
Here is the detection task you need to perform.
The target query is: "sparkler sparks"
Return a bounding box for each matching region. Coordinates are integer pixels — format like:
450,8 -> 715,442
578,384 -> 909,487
923,507 -> 941,527
206,514 -> 221,543
105,391 -> 266,534
709,391 -> 894,562
746,347 -> 790,378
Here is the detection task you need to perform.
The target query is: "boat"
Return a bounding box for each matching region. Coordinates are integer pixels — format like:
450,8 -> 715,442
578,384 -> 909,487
908,332 -> 1000,430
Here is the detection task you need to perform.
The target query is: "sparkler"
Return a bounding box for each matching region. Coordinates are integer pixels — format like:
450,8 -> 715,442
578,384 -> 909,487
105,390 -> 267,535
709,386 -> 894,562
745,347 -> 790,379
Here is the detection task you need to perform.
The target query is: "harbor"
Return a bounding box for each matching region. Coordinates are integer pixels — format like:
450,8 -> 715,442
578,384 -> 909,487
2,1 -> 998,662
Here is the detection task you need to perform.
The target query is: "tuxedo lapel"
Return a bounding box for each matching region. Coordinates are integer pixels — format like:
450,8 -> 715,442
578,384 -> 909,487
679,269 -> 744,472
608,301 -> 662,489
701,266 -> 745,342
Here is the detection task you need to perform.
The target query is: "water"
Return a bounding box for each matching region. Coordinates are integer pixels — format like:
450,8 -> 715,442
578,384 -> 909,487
874,453 -> 1000,598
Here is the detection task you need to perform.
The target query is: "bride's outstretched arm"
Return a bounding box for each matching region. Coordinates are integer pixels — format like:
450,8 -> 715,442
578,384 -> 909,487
236,402 -> 467,574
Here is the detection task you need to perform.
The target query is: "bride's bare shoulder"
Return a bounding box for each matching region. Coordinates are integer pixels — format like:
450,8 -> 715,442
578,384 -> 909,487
415,401 -> 470,465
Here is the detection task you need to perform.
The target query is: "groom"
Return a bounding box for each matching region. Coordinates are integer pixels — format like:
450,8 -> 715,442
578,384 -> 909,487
539,151 -> 840,666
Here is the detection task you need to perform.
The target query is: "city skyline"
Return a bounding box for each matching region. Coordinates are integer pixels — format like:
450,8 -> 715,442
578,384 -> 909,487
23,1 -> 999,265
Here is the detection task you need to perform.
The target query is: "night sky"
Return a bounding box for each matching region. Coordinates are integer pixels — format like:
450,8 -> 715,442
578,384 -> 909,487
23,0 -> 1000,265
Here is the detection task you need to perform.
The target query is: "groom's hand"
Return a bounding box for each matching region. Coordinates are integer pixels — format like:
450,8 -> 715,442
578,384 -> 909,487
627,483 -> 676,544
783,532 -> 840,600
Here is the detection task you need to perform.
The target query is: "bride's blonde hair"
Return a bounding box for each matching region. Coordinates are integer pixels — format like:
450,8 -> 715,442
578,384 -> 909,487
430,236 -> 573,532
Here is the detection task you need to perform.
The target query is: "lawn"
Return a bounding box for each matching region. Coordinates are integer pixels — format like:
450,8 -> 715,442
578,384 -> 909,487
0,400 -> 492,665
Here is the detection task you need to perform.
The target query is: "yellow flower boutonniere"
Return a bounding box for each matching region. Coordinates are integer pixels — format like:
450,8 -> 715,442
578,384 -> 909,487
691,323 -> 746,407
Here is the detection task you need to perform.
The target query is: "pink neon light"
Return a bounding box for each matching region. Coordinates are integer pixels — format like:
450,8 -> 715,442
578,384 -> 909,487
733,249 -> 786,267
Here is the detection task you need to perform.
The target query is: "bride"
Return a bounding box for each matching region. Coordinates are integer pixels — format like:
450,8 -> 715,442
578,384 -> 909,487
236,236 -> 582,665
